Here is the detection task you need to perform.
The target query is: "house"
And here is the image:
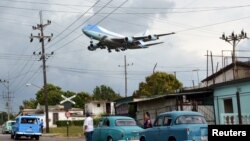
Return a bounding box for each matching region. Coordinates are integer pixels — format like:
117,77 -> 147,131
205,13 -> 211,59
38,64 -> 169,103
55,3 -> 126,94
20,104 -> 84,128
84,101 -> 115,116
114,90 -> 214,125
212,77 -> 250,125
202,61 -> 250,86
200,61 -> 250,125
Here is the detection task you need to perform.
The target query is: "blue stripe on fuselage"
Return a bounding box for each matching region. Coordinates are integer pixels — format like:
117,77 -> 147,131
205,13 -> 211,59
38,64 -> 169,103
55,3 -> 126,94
82,24 -> 123,39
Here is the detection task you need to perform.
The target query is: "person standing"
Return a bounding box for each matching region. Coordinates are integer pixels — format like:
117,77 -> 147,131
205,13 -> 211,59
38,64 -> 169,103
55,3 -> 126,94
39,119 -> 44,133
143,112 -> 152,129
84,113 -> 94,141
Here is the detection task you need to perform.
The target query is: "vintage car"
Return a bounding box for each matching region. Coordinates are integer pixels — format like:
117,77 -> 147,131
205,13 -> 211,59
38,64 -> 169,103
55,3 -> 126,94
139,111 -> 208,141
93,116 -> 143,141
2,120 -> 15,134
11,115 -> 41,140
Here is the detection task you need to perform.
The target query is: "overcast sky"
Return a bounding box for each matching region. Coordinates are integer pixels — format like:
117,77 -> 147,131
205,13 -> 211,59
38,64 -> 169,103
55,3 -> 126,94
0,0 -> 250,113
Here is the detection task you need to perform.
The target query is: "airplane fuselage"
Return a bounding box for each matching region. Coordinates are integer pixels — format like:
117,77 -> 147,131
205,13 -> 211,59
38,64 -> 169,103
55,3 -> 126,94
81,24 -> 174,52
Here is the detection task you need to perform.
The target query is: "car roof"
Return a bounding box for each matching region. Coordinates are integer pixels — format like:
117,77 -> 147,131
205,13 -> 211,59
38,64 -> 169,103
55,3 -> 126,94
158,111 -> 203,117
16,115 -> 39,119
102,116 -> 134,120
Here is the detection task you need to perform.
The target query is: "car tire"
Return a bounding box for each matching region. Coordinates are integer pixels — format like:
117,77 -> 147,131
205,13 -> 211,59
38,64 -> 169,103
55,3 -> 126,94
14,134 -> 19,140
168,137 -> 176,141
35,136 -> 39,140
107,136 -> 113,141
140,137 -> 146,141
11,134 -> 14,139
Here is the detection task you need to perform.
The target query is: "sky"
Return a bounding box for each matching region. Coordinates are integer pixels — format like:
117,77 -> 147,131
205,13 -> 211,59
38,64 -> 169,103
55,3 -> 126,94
0,0 -> 250,113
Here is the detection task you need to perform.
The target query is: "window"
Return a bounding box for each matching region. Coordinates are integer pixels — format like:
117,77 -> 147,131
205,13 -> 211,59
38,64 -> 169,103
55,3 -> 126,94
154,116 -> 164,127
116,119 -> 136,126
53,113 -> 59,125
103,119 -> 110,126
21,118 -> 37,124
97,103 -> 100,107
175,115 -> 206,124
163,117 -> 172,126
224,98 -> 233,113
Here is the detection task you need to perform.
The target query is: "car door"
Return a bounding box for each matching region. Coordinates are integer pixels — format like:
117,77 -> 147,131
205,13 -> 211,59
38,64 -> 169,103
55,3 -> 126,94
93,120 -> 103,141
100,118 -> 111,140
159,116 -> 173,141
147,116 -> 164,141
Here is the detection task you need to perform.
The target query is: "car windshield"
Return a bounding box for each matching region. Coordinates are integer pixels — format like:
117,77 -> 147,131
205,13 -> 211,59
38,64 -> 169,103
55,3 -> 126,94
21,118 -> 38,124
11,122 -> 15,125
175,115 -> 206,124
116,119 -> 136,126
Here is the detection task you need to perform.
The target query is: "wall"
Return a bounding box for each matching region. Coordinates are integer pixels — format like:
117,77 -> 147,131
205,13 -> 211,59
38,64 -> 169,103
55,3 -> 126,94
85,102 -> 115,116
136,98 -> 176,124
206,66 -> 250,86
214,81 -> 250,124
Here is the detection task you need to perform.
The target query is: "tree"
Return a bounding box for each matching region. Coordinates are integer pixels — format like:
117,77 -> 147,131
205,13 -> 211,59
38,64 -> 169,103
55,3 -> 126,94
133,71 -> 182,97
74,92 -> 92,108
35,84 -> 64,106
22,98 -> 38,109
92,85 -> 121,101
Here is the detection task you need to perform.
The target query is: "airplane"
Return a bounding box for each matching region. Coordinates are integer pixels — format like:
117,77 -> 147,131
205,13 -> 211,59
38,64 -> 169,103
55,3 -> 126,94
81,24 -> 175,53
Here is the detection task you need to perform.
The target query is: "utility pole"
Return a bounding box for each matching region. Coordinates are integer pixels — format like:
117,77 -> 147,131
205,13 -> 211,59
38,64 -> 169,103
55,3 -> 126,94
0,79 -> 13,121
192,69 -> 200,87
30,11 -> 53,133
220,30 -> 248,79
118,55 -> 133,97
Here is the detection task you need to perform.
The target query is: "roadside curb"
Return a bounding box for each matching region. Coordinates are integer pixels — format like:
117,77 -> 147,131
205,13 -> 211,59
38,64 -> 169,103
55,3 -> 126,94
41,133 -> 83,138
41,133 -> 59,137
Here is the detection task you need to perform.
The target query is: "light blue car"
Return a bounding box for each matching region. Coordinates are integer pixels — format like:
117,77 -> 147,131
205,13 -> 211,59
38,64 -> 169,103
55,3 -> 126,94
2,120 -> 15,134
139,111 -> 208,141
11,115 -> 41,140
93,116 -> 143,141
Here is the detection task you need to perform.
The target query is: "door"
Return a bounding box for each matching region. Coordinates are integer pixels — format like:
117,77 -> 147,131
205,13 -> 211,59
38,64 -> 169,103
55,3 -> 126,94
148,116 -> 164,141
100,118 -> 111,140
159,116 -> 172,141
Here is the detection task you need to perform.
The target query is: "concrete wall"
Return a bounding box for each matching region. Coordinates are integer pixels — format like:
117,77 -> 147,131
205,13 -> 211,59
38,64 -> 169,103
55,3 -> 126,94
136,98 -> 176,125
214,81 -> 250,124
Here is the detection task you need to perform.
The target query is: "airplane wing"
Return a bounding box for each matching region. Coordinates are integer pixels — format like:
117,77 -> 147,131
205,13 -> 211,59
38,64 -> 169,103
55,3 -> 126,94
133,32 -> 175,42
110,32 -> 175,43
144,42 -> 164,47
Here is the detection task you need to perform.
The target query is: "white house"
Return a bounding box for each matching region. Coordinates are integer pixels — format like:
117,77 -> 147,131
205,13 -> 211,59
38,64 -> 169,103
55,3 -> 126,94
21,104 -> 84,128
84,101 -> 115,116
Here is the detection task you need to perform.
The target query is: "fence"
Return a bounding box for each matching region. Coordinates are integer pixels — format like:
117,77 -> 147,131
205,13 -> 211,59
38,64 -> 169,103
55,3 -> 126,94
220,113 -> 250,124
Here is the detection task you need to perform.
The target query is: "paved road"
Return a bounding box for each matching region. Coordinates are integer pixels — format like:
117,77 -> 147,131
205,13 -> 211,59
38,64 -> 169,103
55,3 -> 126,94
0,126 -> 84,141
0,134 -> 84,141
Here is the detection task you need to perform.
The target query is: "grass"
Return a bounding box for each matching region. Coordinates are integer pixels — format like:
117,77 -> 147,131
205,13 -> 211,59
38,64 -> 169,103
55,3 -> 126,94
49,126 -> 83,137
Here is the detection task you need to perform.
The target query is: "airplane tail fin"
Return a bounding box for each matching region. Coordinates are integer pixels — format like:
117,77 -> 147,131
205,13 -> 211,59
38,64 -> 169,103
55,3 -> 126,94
142,29 -> 150,36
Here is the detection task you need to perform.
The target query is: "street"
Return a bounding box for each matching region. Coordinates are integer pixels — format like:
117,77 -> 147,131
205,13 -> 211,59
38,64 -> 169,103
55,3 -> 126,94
0,134 -> 84,141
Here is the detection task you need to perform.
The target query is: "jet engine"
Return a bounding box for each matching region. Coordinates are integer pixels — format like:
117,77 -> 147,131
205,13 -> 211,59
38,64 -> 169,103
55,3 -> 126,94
87,43 -> 99,51
124,37 -> 134,43
147,35 -> 159,41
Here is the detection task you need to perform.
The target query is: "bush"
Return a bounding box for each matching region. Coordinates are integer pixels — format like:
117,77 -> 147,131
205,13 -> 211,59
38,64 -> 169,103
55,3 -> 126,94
56,118 -> 100,127
56,120 -> 83,127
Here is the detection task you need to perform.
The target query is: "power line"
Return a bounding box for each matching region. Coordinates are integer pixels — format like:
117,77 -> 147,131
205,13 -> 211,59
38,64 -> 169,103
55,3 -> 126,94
2,3 -> 250,14
46,0 -> 101,46
3,0 -> 250,10
46,0 -> 114,50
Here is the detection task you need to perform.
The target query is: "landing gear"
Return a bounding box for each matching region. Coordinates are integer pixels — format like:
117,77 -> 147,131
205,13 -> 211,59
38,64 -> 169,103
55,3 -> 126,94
115,48 -> 120,52
108,48 -> 111,53
90,40 -> 93,47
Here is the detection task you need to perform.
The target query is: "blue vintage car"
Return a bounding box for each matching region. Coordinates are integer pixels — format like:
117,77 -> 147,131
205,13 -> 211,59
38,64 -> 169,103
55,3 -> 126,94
93,116 -> 144,141
11,115 -> 41,140
139,111 -> 208,141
